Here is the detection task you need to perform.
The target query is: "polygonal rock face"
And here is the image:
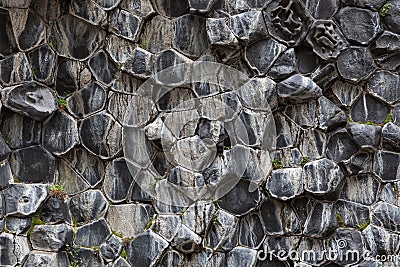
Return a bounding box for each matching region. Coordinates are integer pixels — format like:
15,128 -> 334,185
104,158 -> 134,202
372,202 -> 400,234
75,219 -> 111,247
27,45 -> 56,84
67,82 -> 106,119
139,16 -> 173,53
337,7 -> 381,45
382,0 -> 400,34
12,9 -> 46,51
42,111 -> 79,155
2,83 -> 57,121
306,20 -> 348,60
374,151 -> 400,182
69,190 -> 108,224
229,10 -> 267,42
277,74 -> 322,105
0,233 -> 17,266
304,202 -> 337,238
31,224 -> 73,252
10,145 -> 55,183
109,9 -> 141,41
0,9 -> 17,57
263,0 -> 310,46
303,158 -> 344,194
70,0 -> 107,26
123,47 -> 153,78
318,96 -> 347,132
347,123 -> 381,148
126,231 -> 169,267
326,129 -> 359,162
367,70 -> 400,104
337,47 -> 376,82
340,175 -> 380,205
350,94 -> 390,124
49,15 -> 105,60
152,0 -> 189,18
0,52 -> 32,86
80,112 -> 122,159
328,228 -> 366,265
88,50 -> 118,85
266,168 -> 303,200
4,184 -> 47,216
305,0 -> 339,19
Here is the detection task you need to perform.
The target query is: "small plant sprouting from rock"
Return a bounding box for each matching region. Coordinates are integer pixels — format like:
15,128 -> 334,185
300,156 -> 310,166
355,220 -> 370,231
178,208 -> 187,216
145,215 -> 154,230
336,214 -> 345,227
120,249 -> 127,259
28,215 -> 44,236
272,159 -> 283,170
66,244 -> 81,267
58,97 -> 68,110
49,184 -> 67,201
111,229 -> 123,238
379,3 -> 391,16
384,113 -> 392,124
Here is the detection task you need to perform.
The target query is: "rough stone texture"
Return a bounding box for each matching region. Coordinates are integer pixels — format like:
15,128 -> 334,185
31,224 -> 73,252
4,184 -> 47,216
337,46 -> 376,82
277,74 -> 322,105
75,219 -> 111,247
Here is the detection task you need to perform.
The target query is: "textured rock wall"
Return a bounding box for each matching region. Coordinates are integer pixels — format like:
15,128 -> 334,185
0,0 -> 400,266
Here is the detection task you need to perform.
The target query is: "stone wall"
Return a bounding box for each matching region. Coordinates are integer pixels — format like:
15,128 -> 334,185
0,0 -> 400,266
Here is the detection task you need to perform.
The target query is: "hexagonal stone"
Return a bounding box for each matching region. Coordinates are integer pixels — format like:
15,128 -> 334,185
0,110 -> 42,149
277,74 -> 322,105
382,0 -> 400,34
331,80 -> 362,107
229,10 -> 267,42
57,159 -> 90,195
205,209 -> 239,250
75,219 -> 111,247
206,18 -> 237,46
103,158 -> 134,203
310,63 -> 338,90
318,97 -> 346,132
88,50 -> 118,85
337,7 -> 381,45
23,251 -> 69,267
100,235 -> 122,262
226,247 -> 257,266
350,94 -> 390,124
266,168 -> 303,200
64,148 -> 105,187
10,145 -> 55,183
337,47 -> 376,82
9,9 -> 45,51
267,48 -> 297,80
344,152 -> 375,180
367,70 -> 400,104
4,184 -> 47,216
306,20 -> 348,60
326,129 -> 359,162
239,77 -> 277,111
80,112 -> 122,159
31,224 -> 73,252
5,216 -> 31,235
303,158 -> 344,194
245,38 -> 286,75
0,233 -> 17,266
126,230 -> 169,267
0,162 -> 12,189
372,202 -> 400,234
0,9 -> 17,57
181,201 -> 214,236
382,122 -> 400,152
0,52 -> 32,86
105,35 -> 136,65
27,45 -> 56,84
76,248 -> 104,267
109,9 -> 141,41
119,0 -> 154,17
239,212 -> 265,248
171,224 -> 202,253
42,111 -> 78,155
139,16 -> 173,53
363,225 -> 400,257
40,197 -> 71,224
49,15 -> 105,60
2,82 -> 57,121
67,82 -> 106,119
55,58 -> 92,96
173,15 -> 208,58
347,123 -> 381,148
340,175 -> 380,205
263,0 -> 310,46
70,0 -> 107,25
328,228 -> 366,265
152,0 -> 189,18
69,190 -> 108,224
374,150 -> 400,182
304,0 -> 339,19
304,202 -> 337,238
0,135 -> 10,162
123,47 -> 153,78
284,100 -> 317,130
335,200 -> 370,228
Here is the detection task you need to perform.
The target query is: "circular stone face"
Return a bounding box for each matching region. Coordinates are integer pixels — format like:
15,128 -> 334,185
123,61 -> 276,206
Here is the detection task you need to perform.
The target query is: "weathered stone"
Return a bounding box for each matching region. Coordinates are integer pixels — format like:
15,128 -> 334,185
205,209 -> 239,250
369,31 -> 400,71
4,184 -> 47,216
92,0 -> 121,10
394,105 -> 400,126
242,148 -> 272,188
106,204 -> 153,238
297,238 -> 328,266
331,80 -> 362,107
206,18 -> 237,45
64,148 -> 105,187
171,224 -> 202,253
173,15 -> 208,58
31,224 -> 73,252
105,35 -> 136,65
239,77 -> 277,111
318,97 -> 346,132
337,7 -> 381,45
245,38 -> 286,75
0,161 -> 12,189
263,235 -> 301,262
5,216 -> 30,234
0,134 -> 10,162
75,219 -> 111,247
337,47 -> 376,82
88,50 -> 118,85
239,212 -> 264,248
152,0 -> 189,18
382,0 -> 400,35
0,9 -> 18,57
126,230 -> 169,267
42,111 -> 78,155
267,48 -> 297,80
119,0 -> 154,17
0,233 -> 18,266
274,112 -> 301,149
284,100 -> 317,129
159,250 -> 182,267
0,52 -> 33,85
371,202 -> 400,234
110,257 -> 131,267
80,112 -> 122,159
363,225 -> 400,257
100,235 -> 122,262
380,182 -> 400,207
70,0 -> 108,26
57,159 -> 90,195
69,190 -> 108,224
49,15 -> 105,60
181,201 -> 214,236
341,0 -> 386,10
304,202 -> 337,238
67,82 -> 106,119
123,127 -> 154,168
348,123 -> 381,149
263,0 -> 310,46
124,47 -> 153,78
40,197 -> 71,224
326,129 -> 359,162
374,150 -> 400,182
350,94 -> 390,124
109,9 -> 141,41
270,148 -> 303,167
340,175 -> 380,205
229,10 -> 268,42
55,58 -> 92,96
226,247 -> 257,266
151,215 -> 181,241
139,16 -> 173,53
2,83 -> 57,121
303,158 -> 344,194
304,0 -> 339,19
104,158 -> 134,203
277,74 -> 322,105
294,45 -> 320,74
27,45 -> 56,84
266,168 -> 303,200
23,251 -> 69,267
29,0 -> 65,23
310,63 -> 338,90
14,235 -> 30,264
10,145 -> 55,183
335,200 -> 370,227
77,247 -> 105,267
383,122 -> 400,152
367,70 -> 400,104
328,228 -> 366,265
